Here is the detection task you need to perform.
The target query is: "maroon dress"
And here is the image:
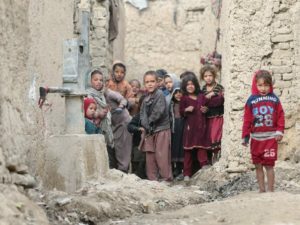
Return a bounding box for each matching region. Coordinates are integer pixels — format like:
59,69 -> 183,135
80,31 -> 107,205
179,94 -> 210,150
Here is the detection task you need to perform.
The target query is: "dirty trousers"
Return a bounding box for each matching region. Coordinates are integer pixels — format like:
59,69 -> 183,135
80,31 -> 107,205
145,129 -> 173,181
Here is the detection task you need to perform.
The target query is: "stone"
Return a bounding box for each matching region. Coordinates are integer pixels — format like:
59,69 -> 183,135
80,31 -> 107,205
278,42 -> 290,50
271,59 -> 282,66
271,66 -> 292,74
93,7 -> 107,18
293,149 -> 300,163
272,49 -> 293,59
276,27 -> 292,34
55,197 -> 72,206
282,73 -> 294,81
274,80 -> 292,88
11,173 -> 36,189
41,134 -> 109,193
217,217 -> 226,223
271,34 -> 294,42
16,164 -> 29,175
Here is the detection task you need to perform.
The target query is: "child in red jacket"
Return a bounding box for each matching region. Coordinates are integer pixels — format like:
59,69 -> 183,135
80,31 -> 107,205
242,70 -> 285,192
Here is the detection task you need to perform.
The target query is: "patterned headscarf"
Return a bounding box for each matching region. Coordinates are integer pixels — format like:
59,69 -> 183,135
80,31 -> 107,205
86,69 -> 114,148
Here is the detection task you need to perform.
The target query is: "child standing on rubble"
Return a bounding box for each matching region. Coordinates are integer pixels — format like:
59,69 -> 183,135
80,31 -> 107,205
140,71 -> 172,181
169,87 -> 184,180
200,65 -> 225,164
87,69 -> 132,173
242,70 -> 285,192
179,72 -> 210,181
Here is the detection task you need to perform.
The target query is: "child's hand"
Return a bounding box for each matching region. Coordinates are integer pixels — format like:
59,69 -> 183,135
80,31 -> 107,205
94,118 -> 101,126
139,127 -> 145,132
275,135 -> 283,142
242,141 -> 248,147
205,92 -> 215,99
200,106 -> 208,113
185,106 -> 194,112
97,108 -> 108,118
242,136 -> 250,147
128,98 -> 136,105
114,107 -> 123,114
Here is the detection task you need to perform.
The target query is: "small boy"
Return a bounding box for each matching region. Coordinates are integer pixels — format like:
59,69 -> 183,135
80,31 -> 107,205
140,71 -> 172,181
242,70 -> 285,192
107,62 -> 133,99
128,79 -> 143,116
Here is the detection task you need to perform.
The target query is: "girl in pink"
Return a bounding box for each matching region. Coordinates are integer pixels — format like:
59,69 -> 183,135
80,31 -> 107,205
179,72 -> 210,181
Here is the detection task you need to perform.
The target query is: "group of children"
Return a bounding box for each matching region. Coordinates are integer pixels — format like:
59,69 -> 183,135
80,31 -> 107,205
83,61 -> 285,192
83,62 -> 224,182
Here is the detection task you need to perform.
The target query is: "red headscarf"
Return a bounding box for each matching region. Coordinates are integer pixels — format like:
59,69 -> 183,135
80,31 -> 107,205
84,98 -> 96,119
251,70 -> 274,95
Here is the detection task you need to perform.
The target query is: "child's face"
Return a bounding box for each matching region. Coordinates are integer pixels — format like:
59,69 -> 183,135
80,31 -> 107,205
113,66 -> 125,82
256,78 -> 271,96
174,91 -> 182,101
130,81 -> 140,95
86,103 -> 97,118
157,77 -> 165,88
164,77 -> 173,92
203,71 -> 215,85
186,81 -> 195,94
144,75 -> 158,93
91,73 -> 104,91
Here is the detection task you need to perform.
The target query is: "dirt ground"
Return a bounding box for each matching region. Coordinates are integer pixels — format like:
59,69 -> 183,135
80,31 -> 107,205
1,161 -> 300,225
27,161 -> 300,225
107,191 -> 300,225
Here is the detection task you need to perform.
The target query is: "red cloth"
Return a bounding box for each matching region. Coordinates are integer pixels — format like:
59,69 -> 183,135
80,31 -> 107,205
206,116 -> 223,149
242,72 -> 285,139
250,138 -> 278,166
180,94 -> 210,150
84,98 -> 96,120
183,149 -> 208,177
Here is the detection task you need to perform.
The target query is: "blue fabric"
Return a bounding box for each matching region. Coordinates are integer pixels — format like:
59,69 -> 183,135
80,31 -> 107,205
85,118 -> 102,134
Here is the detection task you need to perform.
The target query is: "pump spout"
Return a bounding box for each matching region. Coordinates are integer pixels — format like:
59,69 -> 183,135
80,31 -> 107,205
38,86 -> 73,108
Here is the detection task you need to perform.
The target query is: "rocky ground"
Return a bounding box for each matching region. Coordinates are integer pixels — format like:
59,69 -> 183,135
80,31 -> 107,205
2,161 -> 300,225
111,191 -> 300,225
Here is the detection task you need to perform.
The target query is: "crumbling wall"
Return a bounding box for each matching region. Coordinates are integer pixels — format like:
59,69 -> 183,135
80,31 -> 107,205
124,0 -> 220,80
0,0 -> 76,183
0,0 -> 111,186
89,0 -> 111,76
0,0 -> 43,182
220,0 -> 300,171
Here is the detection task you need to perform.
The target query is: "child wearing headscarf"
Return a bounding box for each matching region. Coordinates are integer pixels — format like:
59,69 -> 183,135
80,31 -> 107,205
84,98 -> 102,134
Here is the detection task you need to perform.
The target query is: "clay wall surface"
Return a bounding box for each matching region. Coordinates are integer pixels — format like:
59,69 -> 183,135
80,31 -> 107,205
124,0 -> 220,81
220,0 -> 300,171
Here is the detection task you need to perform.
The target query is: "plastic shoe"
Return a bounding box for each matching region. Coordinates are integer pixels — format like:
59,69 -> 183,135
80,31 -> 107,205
175,173 -> 184,181
184,176 -> 190,182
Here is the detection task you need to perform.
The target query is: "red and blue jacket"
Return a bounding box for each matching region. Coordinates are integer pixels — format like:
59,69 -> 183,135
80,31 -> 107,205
242,74 -> 285,141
